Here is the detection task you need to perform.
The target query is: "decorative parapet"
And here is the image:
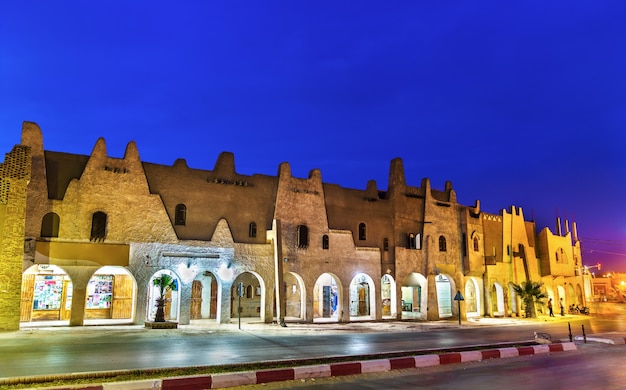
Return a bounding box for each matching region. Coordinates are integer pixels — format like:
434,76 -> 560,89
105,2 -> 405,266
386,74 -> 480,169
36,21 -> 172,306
483,213 -> 502,222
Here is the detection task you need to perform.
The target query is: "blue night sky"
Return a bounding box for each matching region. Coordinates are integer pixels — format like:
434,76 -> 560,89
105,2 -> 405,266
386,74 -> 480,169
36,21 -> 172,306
1,1 -> 625,271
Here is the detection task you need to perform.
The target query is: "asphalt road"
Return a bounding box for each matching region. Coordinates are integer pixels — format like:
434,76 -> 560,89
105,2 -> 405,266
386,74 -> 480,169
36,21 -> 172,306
0,317 -> 603,379
246,342 -> 626,390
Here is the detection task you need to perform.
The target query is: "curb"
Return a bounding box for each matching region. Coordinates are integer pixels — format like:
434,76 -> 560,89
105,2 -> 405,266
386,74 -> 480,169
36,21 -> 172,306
35,342 -> 577,390
574,335 -> 626,345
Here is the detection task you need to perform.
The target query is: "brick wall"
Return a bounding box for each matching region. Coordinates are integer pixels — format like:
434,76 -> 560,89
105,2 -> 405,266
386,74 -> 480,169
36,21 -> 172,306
0,145 -> 31,331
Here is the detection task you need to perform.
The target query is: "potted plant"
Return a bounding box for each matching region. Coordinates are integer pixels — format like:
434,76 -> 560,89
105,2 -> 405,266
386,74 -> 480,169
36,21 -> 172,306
153,273 -> 177,322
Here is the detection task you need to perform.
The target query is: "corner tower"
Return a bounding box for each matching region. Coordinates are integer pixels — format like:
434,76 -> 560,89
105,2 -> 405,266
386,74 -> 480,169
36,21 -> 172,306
0,144 -> 32,330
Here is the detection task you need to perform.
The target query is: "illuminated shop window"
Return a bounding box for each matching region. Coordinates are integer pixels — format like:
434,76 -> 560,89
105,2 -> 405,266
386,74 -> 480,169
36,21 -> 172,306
33,275 -> 64,310
86,275 -> 113,309
175,204 -> 187,225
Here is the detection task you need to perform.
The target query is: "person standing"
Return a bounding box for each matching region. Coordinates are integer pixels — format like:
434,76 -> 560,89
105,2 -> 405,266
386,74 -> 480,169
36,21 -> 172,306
547,298 -> 554,317
559,298 -> 565,316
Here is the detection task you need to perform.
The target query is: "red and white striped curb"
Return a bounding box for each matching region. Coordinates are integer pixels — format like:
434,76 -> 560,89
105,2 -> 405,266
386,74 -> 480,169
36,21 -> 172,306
40,342 -> 578,389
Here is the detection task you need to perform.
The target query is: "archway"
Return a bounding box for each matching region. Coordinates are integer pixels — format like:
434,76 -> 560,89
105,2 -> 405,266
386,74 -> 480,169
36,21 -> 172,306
147,270 -> 180,322
435,274 -> 453,318
508,283 -> 519,316
464,278 -> 480,318
567,284 -> 576,308
190,271 -> 220,322
381,274 -> 397,319
576,284 -> 584,305
313,273 -> 341,322
556,285 -> 566,311
401,272 -> 427,319
491,282 -> 505,317
349,273 -> 375,320
20,264 -> 72,325
231,272 -> 264,321
284,272 -> 305,321
84,266 -> 136,325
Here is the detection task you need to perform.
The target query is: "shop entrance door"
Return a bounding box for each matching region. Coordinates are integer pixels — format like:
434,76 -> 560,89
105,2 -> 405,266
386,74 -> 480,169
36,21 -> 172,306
190,280 -> 202,319
20,274 -> 35,322
112,274 -> 133,319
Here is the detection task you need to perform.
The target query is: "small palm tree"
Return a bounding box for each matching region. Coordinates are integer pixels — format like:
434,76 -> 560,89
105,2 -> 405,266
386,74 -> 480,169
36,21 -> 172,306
153,273 -> 177,322
512,281 -> 548,318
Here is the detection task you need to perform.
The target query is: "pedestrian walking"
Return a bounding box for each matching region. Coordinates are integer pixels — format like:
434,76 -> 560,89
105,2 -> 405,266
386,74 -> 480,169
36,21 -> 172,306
559,298 -> 565,316
547,298 -> 554,317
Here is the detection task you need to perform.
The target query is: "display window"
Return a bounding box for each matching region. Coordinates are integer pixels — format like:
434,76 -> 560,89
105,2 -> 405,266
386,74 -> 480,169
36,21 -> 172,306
86,275 -> 113,309
33,275 -> 64,310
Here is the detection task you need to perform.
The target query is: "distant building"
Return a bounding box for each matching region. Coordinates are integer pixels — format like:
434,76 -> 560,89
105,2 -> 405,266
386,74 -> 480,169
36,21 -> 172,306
591,273 -> 626,302
0,121 -> 591,330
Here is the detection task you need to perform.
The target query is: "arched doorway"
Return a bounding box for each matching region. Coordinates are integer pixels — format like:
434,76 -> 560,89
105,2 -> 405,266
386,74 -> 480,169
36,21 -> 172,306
284,272 -> 305,321
567,284 -> 576,307
21,264 -> 72,325
147,270 -> 180,322
491,282 -> 505,317
190,271 -> 219,322
464,278 -> 480,318
231,272 -> 264,321
576,284 -> 584,305
381,274 -> 397,319
508,283 -> 518,316
557,285 -> 566,310
313,273 -> 341,322
349,273 -> 375,320
435,274 -> 453,318
84,266 -> 136,325
401,272 -> 427,319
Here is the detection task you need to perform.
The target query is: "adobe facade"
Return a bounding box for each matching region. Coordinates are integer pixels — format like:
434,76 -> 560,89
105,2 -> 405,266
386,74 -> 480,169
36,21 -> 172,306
0,121 -> 591,330
0,144 -> 31,330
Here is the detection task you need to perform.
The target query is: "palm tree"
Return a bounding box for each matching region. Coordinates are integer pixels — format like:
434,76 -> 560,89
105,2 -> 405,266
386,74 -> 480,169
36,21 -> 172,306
153,273 -> 177,322
512,281 -> 548,318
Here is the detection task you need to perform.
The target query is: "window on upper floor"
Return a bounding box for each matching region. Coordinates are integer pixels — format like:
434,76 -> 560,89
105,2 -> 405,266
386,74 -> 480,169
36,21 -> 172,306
473,236 -> 479,252
383,238 -> 389,252
408,233 -> 421,249
297,225 -> 309,248
556,248 -> 568,264
41,212 -> 60,238
246,285 -> 253,299
322,234 -> 329,250
90,211 -> 107,242
358,223 -> 366,240
439,236 -> 447,252
175,204 -> 186,226
249,222 -> 257,238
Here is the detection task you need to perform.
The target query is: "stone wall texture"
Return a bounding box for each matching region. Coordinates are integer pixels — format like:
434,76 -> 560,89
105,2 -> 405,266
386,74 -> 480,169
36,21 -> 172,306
0,145 -> 31,330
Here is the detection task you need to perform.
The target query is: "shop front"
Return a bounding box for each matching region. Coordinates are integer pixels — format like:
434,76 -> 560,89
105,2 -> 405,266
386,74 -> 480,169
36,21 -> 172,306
21,265 -> 136,325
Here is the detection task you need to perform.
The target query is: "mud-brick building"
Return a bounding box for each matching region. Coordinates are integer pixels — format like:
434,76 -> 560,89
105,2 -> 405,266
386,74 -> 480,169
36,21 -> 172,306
0,121 -> 591,330
0,144 -> 31,331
